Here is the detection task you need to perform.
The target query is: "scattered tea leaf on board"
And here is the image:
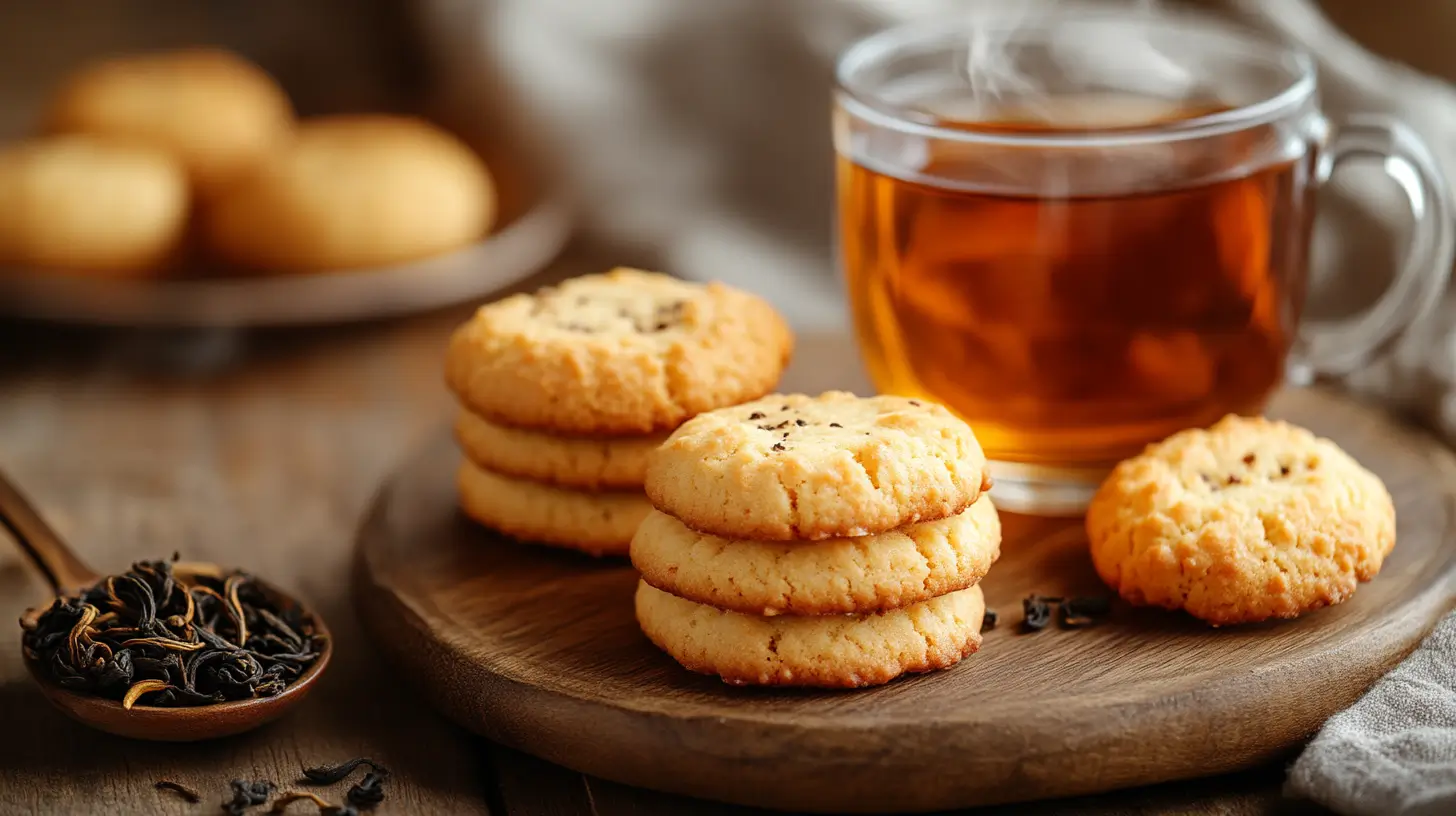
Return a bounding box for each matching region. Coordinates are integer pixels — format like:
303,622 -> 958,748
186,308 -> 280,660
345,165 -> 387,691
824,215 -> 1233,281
299,757 -> 390,811
269,791 -> 357,814
346,770 -> 389,808
154,780 -> 201,803
981,609 -> 997,631
225,779 -> 276,815
1021,596 -> 1052,632
1060,596 -> 1114,628
301,758 -> 386,785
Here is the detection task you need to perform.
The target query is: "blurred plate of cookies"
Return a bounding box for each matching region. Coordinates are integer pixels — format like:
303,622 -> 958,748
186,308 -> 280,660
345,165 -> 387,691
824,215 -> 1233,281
0,48 -> 570,327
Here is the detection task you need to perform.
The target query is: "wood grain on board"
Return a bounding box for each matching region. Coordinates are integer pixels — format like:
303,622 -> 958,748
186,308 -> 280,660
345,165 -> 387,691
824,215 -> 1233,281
355,386 -> 1456,813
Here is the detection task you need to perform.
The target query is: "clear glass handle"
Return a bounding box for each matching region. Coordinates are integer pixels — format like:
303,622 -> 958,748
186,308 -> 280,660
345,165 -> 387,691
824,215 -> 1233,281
1292,115 -> 1455,379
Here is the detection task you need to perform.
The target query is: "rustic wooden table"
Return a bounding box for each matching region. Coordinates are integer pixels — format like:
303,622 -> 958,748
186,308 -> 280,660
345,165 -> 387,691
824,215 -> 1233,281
0,251 -> 1332,815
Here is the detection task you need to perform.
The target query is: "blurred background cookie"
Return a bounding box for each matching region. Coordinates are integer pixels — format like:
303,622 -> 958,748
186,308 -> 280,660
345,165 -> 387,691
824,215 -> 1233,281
205,115 -> 496,273
0,134 -> 189,276
43,48 -> 294,198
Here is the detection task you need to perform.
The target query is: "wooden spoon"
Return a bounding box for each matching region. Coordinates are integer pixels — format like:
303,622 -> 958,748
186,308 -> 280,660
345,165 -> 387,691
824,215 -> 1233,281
0,468 -> 331,741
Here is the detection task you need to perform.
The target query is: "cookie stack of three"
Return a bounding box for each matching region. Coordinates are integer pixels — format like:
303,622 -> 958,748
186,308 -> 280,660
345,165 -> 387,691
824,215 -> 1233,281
444,268 -> 793,557
633,392 -> 1000,688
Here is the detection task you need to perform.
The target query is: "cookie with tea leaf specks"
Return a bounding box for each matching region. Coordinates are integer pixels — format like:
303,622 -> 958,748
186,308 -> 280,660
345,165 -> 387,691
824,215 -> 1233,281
445,268 -> 793,436
1086,415 -> 1395,626
635,581 -> 985,688
645,392 -> 992,540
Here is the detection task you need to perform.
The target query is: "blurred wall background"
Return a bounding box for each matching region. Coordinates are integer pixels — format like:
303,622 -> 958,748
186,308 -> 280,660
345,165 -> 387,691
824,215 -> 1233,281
1,0 -> 1451,335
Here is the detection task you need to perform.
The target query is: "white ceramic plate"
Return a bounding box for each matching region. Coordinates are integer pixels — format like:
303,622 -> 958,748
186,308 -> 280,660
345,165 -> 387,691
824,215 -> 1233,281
0,197 -> 572,328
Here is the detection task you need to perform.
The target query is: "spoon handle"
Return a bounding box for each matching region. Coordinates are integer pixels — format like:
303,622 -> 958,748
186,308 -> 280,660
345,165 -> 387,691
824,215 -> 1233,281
0,468 -> 98,593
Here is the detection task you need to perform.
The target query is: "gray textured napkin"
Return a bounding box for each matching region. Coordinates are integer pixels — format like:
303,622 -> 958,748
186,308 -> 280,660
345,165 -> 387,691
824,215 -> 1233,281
1288,613 -> 1456,815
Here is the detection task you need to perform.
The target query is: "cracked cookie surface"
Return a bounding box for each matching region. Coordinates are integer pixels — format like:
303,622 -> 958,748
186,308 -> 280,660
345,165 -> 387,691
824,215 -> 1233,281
455,410 -> 665,490
645,391 -> 991,540
631,497 -> 999,615
445,268 -> 792,435
635,581 -> 984,688
457,459 -> 651,557
1086,415 -> 1395,625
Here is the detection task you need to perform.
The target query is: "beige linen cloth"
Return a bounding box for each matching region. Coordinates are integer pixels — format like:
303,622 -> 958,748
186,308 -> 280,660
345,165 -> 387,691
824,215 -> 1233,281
415,0 -> 1456,812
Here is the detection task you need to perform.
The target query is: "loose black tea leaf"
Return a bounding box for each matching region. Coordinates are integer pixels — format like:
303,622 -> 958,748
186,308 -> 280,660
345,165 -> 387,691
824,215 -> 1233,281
225,779 -> 276,815
1065,596 -> 1112,617
269,791 -> 358,815
346,771 -> 389,808
301,758 -> 387,786
981,609 -> 997,631
300,758 -> 390,811
1021,596 -> 1052,632
155,780 -> 201,803
20,556 -> 322,708
1060,596 -> 1113,628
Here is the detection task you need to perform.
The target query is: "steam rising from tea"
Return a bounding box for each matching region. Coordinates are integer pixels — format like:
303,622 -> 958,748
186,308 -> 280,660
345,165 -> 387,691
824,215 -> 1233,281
949,0 -> 1207,128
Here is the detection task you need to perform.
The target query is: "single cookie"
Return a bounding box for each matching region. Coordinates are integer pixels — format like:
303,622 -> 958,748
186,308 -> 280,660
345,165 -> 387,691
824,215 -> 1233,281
445,269 -> 793,435
45,48 -> 293,196
632,497 -> 1000,615
645,392 -> 991,540
0,135 -> 188,276
455,409 -> 666,490
1086,415 -> 1396,626
636,581 -> 984,688
206,115 -> 494,272
457,460 -> 651,557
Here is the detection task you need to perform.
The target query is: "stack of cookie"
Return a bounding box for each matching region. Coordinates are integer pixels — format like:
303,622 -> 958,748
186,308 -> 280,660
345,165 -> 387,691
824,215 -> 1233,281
444,268 -> 793,557
633,391 -> 999,687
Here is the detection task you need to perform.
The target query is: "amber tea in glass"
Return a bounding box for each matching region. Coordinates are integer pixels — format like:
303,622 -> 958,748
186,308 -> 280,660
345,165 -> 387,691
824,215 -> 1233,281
834,14 -> 1452,513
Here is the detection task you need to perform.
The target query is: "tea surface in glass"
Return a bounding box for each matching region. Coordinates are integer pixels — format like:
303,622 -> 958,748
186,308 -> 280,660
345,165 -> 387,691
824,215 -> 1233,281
840,100 -> 1315,466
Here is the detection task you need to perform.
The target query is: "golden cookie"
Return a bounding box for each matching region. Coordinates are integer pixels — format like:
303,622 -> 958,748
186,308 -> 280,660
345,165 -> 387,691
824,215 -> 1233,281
636,581 -> 984,688
457,460 -> 650,557
206,115 -> 494,272
645,392 -> 991,540
445,269 -> 793,435
455,410 -> 665,490
632,497 -> 1000,615
1086,415 -> 1396,626
0,135 -> 188,276
45,48 -> 293,196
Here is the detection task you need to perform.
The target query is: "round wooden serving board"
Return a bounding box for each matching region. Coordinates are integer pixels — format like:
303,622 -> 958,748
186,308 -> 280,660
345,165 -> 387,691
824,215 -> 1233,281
354,387 -> 1456,813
